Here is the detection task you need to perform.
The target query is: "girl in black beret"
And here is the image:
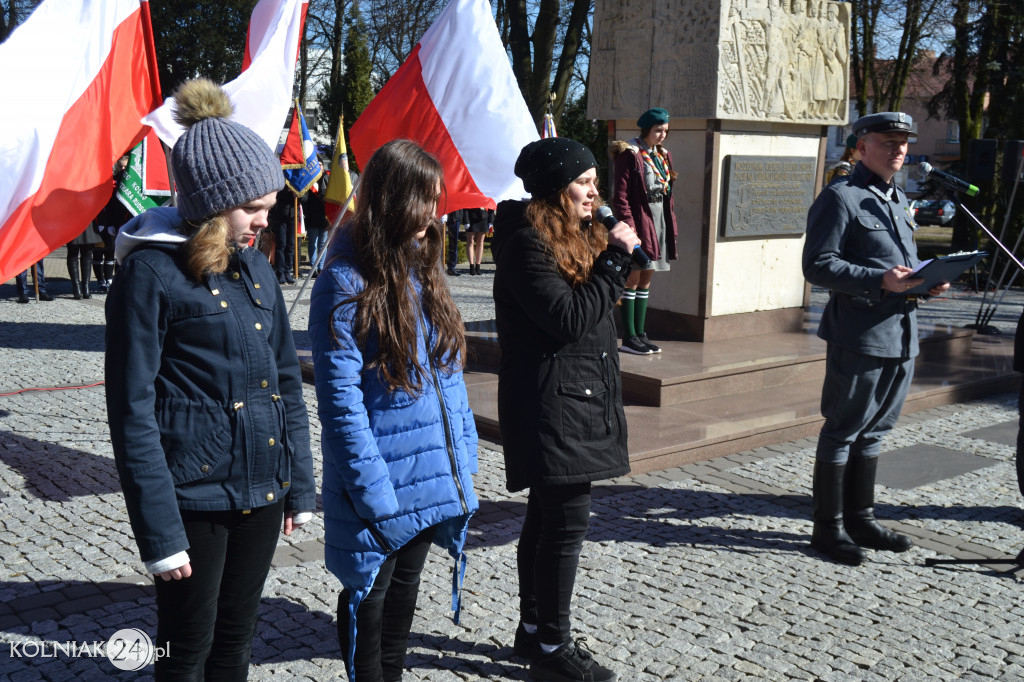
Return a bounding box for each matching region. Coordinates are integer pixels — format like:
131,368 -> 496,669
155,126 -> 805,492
490,137 -> 640,682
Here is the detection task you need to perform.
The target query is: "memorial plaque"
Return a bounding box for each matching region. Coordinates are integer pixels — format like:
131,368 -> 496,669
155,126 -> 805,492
721,155 -> 816,237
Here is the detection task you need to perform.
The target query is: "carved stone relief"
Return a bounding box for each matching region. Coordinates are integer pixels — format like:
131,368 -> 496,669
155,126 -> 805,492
588,0 -> 849,125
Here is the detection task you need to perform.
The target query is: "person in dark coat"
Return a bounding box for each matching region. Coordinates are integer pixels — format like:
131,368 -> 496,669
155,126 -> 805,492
444,208 -> 463,276
93,154 -> 133,293
492,137 -> 639,682
610,107 -> 678,355
303,179 -> 330,277
270,187 -> 297,284
104,78 -> 315,680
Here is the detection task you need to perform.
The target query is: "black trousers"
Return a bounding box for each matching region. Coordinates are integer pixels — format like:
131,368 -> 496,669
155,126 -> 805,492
273,221 -> 295,281
517,482 -> 592,646
153,500 -> 284,682
445,219 -> 460,269
338,525 -> 436,682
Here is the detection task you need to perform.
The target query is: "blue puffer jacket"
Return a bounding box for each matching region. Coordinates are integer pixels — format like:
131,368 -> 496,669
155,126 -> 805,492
309,228 -> 478,677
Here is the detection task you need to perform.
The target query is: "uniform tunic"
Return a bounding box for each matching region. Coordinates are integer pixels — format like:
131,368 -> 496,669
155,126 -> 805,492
802,161 -> 921,463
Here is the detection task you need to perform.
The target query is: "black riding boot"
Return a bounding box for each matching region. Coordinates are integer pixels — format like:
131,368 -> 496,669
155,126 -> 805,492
67,257 -> 82,299
811,461 -> 866,566
844,457 -> 912,552
103,261 -> 116,290
80,251 -> 92,298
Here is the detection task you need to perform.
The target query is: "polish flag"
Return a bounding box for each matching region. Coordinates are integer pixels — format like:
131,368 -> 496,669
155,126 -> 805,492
143,0 -> 307,153
349,0 -> 537,213
0,0 -> 162,284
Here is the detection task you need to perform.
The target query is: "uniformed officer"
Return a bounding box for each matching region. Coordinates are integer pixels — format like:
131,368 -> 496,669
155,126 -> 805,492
803,112 -> 951,566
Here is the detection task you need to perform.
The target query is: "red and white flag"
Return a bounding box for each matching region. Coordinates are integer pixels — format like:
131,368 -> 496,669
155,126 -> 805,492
0,0 -> 162,283
143,0 -> 307,152
349,0 -> 537,213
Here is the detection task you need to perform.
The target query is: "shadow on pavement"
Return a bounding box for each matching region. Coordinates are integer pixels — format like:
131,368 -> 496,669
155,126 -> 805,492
0,321 -> 106,351
0,430 -> 120,500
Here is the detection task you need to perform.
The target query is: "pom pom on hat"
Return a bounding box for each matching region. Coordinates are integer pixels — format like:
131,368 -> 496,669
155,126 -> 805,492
170,78 -> 284,221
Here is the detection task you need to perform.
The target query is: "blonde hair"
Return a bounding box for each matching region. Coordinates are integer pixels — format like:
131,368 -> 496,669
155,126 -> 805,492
181,215 -> 231,281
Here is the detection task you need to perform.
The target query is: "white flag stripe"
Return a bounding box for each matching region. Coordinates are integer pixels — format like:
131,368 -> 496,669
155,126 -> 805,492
0,0 -> 140,228
142,0 -> 304,152
418,0 -> 536,202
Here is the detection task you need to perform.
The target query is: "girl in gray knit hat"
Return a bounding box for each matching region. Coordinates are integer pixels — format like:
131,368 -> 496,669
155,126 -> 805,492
104,78 -> 315,679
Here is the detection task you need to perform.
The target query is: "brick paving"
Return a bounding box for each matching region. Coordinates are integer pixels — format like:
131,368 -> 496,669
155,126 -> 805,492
2,275 -> 1024,680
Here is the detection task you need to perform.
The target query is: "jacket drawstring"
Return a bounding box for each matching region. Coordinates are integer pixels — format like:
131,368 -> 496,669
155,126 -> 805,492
451,551 -> 468,624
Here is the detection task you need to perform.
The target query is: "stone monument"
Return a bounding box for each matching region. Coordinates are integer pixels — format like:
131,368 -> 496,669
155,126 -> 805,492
588,0 -> 850,341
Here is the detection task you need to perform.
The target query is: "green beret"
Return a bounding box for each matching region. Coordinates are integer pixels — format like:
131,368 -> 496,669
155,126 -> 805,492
637,108 -> 670,129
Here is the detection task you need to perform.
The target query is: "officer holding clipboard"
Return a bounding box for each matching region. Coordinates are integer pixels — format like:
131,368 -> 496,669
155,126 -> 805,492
802,112 -> 952,566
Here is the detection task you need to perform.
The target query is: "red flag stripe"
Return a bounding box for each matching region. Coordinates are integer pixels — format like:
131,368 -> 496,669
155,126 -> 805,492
349,45 -> 487,214
0,7 -> 159,282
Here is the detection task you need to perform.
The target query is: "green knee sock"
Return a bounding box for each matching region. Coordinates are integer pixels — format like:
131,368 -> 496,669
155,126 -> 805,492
621,289 -> 637,338
635,288 -> 650,336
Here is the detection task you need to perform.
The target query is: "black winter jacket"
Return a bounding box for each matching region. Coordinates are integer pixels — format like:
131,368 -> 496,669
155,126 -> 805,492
491,200 -> 631,492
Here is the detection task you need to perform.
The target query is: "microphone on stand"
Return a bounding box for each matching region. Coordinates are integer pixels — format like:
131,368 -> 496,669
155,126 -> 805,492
918,161 -> 980,197
595,206 -> 651,267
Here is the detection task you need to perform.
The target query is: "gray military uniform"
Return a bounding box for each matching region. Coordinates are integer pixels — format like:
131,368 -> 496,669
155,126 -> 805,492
803,161 -> 920,464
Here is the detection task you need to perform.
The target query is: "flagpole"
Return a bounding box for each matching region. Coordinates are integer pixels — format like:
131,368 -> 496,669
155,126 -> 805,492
287,177 -> 360,320
293,194 -> 300,281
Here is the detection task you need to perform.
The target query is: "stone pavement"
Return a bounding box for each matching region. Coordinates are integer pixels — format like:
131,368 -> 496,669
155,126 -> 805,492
2,274 -> 1024,681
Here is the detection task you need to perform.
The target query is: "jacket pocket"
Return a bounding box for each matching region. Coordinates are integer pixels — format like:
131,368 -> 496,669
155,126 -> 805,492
157,400 -> 232,485
557,378 -> 611,444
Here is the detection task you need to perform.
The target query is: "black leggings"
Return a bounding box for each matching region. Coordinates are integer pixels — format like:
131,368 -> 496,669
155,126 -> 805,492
517,481 -> 592,646
338,525 -> 437,682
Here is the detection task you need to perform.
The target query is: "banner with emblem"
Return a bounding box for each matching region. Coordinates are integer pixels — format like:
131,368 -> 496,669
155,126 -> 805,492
116,132 -> 172,216
279,99 -> 323,197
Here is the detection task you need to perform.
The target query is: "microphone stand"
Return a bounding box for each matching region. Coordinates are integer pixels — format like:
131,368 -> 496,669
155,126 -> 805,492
925,546 -> 1024,571
967,153 -> 1024,331
960,202 -> 1024,332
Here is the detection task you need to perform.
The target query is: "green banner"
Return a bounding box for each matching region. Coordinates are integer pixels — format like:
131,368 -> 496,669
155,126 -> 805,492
116,141 -> 170,217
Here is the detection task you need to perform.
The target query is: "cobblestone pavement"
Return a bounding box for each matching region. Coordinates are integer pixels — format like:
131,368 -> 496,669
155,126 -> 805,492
2,276 -> 1024,681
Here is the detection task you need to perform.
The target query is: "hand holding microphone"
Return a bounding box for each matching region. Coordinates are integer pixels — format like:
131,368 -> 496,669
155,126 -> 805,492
595,206 -> 649,267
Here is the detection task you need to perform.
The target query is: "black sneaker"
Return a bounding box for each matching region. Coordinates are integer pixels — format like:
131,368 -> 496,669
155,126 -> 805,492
619,335 -> 652,355
531,638 -> 616,682
16,295 -> 29,304
637,333 -> 661,354
513,622 -> 536,658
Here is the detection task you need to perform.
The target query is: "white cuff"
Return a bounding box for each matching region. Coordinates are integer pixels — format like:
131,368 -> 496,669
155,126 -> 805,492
146,551 -> 190,574
290,511 -> 313,526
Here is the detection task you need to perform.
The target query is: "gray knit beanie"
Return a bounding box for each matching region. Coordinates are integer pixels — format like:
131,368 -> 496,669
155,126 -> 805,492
171,78 -> 284,221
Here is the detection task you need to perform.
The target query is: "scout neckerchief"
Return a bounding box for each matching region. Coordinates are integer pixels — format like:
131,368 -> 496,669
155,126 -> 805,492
633,137 -> 671,195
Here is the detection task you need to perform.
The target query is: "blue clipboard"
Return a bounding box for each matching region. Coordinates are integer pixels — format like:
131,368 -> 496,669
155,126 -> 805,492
904,251 -> 987,295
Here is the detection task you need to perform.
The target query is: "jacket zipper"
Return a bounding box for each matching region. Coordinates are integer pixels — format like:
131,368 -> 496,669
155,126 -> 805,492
419,312 -> 469,515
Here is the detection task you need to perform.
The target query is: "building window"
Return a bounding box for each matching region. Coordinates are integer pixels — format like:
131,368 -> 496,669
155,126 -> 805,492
947,121 -> 960,143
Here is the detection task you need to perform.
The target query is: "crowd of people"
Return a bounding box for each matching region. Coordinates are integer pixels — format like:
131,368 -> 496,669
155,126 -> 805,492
7,72 -> 946,681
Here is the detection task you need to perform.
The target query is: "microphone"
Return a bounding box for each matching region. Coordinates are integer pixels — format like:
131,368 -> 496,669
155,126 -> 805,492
595,206 -> 651,267
918,161 -> 979,197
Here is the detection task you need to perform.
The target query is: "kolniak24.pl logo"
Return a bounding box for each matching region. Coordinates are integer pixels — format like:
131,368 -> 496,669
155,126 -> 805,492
8,628 -> 169,671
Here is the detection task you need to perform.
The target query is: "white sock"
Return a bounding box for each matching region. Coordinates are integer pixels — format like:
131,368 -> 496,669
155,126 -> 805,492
540,642 -> 562,654
521,622 -> 537,634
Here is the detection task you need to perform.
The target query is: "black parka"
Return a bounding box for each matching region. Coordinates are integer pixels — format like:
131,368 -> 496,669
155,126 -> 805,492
491,200 -> 631,492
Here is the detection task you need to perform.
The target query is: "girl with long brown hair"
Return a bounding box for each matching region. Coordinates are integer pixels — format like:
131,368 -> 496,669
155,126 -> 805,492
492,137 -> 640,682
309,139 -> 478,682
